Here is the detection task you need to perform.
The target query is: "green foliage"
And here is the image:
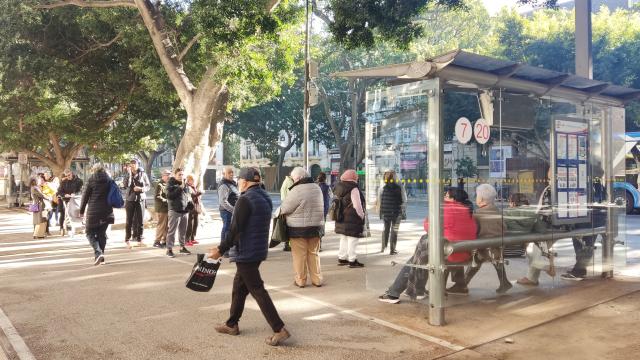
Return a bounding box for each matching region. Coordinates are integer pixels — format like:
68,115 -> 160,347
455,157 -> 478,178
222,134 -> 240,168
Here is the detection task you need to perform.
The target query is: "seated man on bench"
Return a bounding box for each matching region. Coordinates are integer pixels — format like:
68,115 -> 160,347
449,184 -> 510,295
378,188 -> 477,304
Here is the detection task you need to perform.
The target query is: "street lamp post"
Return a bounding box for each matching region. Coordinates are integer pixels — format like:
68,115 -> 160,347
303,0 -> 310,172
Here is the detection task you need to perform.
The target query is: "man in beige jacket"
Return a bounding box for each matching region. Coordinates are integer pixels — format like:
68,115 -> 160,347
280,167 -> 325,287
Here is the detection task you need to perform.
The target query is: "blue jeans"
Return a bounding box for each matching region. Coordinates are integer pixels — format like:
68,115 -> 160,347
386,259 -> 428,298
87,224 -> 109,259
221,210 -> 237,258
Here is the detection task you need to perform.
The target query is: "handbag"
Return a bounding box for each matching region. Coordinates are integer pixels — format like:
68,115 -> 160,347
269,215 -> 288,248
526,242 -> 551,271
28,203 -> 40,212
185,253 -> 221,292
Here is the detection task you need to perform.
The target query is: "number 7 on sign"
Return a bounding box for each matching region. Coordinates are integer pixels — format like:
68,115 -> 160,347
455,117 -> 472,144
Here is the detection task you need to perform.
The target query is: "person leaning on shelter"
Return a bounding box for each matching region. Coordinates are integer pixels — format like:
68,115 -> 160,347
218,167 -> 240,258
123,159 -> 151,247
165,168 -> 192,258
80,163 -> 115,266
280,167 -> 325,288
377,170 -> 406,255
334,169 -> 366,268
209,167 -> 290,346
450,184 -> 511,295
153,169 -> 171,249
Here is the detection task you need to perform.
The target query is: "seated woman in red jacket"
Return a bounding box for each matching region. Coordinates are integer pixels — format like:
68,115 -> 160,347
379,188 -> 477,304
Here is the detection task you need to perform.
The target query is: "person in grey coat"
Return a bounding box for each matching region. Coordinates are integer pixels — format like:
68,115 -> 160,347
279,167 -> 325,287
80,163 -> 115,265
123,159 -> 150,247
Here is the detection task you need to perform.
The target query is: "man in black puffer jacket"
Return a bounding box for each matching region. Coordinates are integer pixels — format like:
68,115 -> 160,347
165,168 -> 192,258
209,167 -> 290,346
80,164 -> 114,265
377,170 -> 406,255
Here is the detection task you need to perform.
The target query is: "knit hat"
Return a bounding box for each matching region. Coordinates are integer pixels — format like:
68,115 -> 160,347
340,169 -> 358,182
238,167 -> 261,182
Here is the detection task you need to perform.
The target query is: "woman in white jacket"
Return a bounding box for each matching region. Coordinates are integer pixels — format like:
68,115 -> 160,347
280,167 -> 325,288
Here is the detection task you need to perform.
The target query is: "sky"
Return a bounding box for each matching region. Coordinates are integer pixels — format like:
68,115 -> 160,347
481,0 -> 573,15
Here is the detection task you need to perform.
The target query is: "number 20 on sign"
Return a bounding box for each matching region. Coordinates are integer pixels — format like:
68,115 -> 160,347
473,118 -> 490,144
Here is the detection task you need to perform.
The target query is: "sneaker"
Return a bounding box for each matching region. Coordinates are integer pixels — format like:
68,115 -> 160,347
185,241 -> 194,247
94,254 -> 104,266
265,327 -> 290,346
378,294 -> 400,304
496,281 -> 513,294
561,272 -> 585,281
166,249 -> 175,258
153,242 -> 161,248
337,259 -> 349,266
160,243 -> 166,249
348,260 -> 365,268
100,258 -> 106,265
215,323 -> 239,336
390,250 -> 398,255
446,284 -> 469,296
125,241 -> 132,249
180,247 -> 191,254
283,244 -> 291,252
516,277 -> 539,286
191,240 -> 199,244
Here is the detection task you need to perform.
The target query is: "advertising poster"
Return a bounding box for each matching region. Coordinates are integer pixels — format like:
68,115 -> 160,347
578,164 -> 587,189
568,135 -> 578,160
558,192 -> 568,218
568,167 -> 578,188
489,146 -> 512,179
578,194 -> 588,217
578,136 -> 587,161
568,191 -> 578,218
557,167 -> 567,188
557,134 -> 567,160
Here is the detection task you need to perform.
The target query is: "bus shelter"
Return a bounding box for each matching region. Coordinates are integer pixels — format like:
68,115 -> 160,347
333,50 -> 640,325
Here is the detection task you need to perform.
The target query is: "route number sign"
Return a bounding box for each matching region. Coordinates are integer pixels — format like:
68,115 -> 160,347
454,117 -> 472,144
474,118 -> 490,144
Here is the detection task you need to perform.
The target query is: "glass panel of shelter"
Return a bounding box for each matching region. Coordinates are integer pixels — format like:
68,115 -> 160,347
363,80 -> 434,305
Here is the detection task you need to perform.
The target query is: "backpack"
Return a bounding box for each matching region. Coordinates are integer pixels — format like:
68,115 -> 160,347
108,179 -> 125,208
328,197 -> 344,222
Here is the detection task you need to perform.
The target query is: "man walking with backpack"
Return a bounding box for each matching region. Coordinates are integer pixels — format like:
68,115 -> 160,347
123,159 -> 150,248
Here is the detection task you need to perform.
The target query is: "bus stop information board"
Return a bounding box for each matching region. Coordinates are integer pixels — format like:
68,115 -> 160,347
554,118 -> 589,224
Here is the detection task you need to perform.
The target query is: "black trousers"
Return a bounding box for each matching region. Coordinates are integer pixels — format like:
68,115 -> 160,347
226,261 -> 284,332
382,218 -> 400,252
125,200 -> 144,241
186,209 -> 199,241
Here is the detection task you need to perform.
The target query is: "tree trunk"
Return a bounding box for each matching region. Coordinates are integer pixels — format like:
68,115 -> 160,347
173,84 -> 228,186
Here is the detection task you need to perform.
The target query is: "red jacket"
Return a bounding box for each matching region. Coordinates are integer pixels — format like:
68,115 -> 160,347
423,199 -> 477,263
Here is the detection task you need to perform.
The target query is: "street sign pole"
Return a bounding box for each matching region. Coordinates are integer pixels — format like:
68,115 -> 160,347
303,0 -> 310,172
575,0 -> 592,79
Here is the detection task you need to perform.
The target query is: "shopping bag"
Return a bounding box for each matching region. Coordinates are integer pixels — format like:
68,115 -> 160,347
186,253 -> 221,292
526,242 -> 550,271
33,222 -> 47,238
269,215 -> 288,248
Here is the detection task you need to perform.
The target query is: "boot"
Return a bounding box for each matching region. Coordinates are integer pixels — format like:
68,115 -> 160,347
463,264 -> 481,286
494,263 -> 512,294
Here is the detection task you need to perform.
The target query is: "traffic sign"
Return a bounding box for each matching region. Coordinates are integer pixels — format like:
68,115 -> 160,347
454,117 -> 472,144
474,118 -> 490,144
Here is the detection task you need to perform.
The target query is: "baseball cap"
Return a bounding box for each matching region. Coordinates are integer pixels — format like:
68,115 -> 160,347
130,159 -> 139,165
238,167 -> 261,182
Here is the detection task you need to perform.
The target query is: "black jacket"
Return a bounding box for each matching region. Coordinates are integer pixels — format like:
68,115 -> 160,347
58,176 -> 83,197
166,177 -> 191,213
80,171 -> 115,229
380,183 -> 403,220
218,185 -> 273,263
333,181 -> 365,238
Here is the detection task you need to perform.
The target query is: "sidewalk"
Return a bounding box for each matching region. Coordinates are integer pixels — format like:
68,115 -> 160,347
1,206 -> 639,359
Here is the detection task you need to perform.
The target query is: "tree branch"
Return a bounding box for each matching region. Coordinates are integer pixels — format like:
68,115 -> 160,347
266,0 -> 281,12
49,132 -> 64,162
311,0 -> 332,26
35,0 -> 136,9
72,32 -> 123,62
177,33 -> 202,63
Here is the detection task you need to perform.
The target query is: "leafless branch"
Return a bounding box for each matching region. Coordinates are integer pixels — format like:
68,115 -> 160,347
311,0 -> 332,26
177,33 -> 202,63
35,0 -> 136,9
72,32 -> 123,62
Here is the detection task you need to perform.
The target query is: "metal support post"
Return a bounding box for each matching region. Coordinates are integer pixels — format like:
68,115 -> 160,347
575,0 -> 592,79
427,83 -> 445,326
349,79 -> 358,170
303,0 -> 310,172
602,108 -> 614,278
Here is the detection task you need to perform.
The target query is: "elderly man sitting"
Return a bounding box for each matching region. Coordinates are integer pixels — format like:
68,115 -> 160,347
447,183 -> 511,295
279,167 -> 325,288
